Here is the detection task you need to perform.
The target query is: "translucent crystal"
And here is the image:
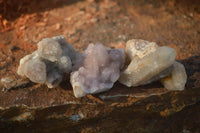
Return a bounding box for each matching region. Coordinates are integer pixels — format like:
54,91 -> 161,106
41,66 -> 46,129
37,38 -> 62,62
160,61 -> 187,91
24,58 -> 46,83
119,39 -> 176,87
142,65 -> 173,85
17,36 -> 76,88
52,36 -> 78,63
70,43 -> 125,98
17,53 -> 35,76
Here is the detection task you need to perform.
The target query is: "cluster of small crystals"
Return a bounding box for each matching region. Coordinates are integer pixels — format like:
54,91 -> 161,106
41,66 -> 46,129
70,43 -> 125,97
17,36 -> 77,88
17,37 -> 187,98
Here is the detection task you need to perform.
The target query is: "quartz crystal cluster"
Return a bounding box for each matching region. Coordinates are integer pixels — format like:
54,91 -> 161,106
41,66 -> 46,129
17,36 -> 187,98
17,36 -> 77,88
70,43 -> 125,97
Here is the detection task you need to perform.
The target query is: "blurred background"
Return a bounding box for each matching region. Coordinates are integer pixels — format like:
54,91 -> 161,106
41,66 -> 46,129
0,0 -> 200,55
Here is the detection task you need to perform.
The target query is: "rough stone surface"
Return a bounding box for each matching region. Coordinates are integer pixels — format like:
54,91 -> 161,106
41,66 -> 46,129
17,36 -> 75,88
119,39 -> 176,87
119,39 -> 187,91
71,43 -> 125,97
161,61 -> 187,91
126,39 -> 158,59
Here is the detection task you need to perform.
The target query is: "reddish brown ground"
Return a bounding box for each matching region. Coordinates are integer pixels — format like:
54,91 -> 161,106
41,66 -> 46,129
0,0 -> 200,132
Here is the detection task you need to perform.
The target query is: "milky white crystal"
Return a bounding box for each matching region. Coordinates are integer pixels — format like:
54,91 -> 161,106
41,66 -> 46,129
119,39 -> 176,87
70,43 -> 125,98
160,61 -> 187,91
17,36 -> 77,88
126,39 -> 158,59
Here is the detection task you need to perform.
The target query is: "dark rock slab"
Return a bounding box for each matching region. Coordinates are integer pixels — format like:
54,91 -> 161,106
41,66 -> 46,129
0,56 -> 199,132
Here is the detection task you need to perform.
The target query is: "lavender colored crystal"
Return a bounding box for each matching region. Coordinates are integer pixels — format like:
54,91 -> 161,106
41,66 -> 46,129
70,43 -> 125,98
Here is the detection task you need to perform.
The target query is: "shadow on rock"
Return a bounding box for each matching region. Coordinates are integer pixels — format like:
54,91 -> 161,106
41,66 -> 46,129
179,56 -> 200,89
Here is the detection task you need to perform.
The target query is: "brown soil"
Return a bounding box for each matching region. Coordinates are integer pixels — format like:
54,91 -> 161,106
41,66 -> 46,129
0,0 -> 200,132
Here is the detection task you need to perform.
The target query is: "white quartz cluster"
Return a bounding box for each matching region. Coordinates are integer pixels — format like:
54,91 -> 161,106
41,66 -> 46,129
17,36 -> 77,88
17,36 -> 187,98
